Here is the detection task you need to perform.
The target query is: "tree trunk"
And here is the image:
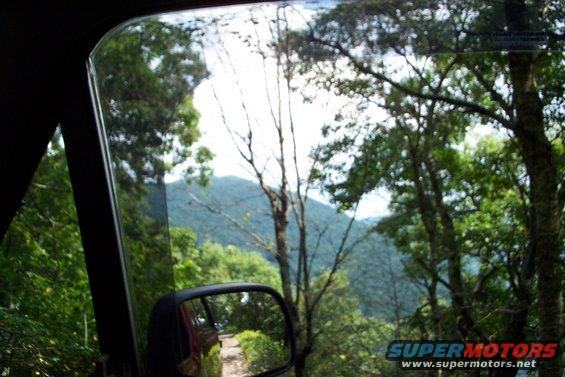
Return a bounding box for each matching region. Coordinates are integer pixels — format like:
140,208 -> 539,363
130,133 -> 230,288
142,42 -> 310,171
424,155 -> 478,339
294,312 -> 314,377
273,208 -> 298,322
503,2 -> 562,375
407,146 -> 455,340
429,277 -> 441,341
294,212 -> 313,377
273,208 -> 311,377
492,282 -> 533,377
493,203 -> 536,377
508,51 -> 562,377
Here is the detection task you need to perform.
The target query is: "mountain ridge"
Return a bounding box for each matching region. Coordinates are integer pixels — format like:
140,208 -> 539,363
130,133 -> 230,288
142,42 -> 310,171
151,175 -> 418,318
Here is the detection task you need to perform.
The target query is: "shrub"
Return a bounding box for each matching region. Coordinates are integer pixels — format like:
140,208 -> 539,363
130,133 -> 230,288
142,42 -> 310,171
235,330 -> 287,374
201,343 -> 222,377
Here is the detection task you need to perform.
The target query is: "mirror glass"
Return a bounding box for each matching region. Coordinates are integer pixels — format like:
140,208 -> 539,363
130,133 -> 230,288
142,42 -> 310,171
177,290 -> 290,377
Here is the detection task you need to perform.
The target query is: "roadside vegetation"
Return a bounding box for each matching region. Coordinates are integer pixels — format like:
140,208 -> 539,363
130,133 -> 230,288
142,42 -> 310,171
236,330 -> 287,375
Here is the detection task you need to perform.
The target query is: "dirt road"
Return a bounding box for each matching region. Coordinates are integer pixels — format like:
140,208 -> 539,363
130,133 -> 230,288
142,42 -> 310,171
220,334 -> 250,377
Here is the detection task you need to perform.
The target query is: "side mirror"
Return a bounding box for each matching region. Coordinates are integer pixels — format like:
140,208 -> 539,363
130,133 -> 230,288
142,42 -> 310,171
147,283 -> 296,377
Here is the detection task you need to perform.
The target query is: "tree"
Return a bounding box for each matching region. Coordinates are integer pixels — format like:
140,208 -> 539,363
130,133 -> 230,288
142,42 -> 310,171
314,68 -> 484,339
171,227 -> 282,290
290,1 -> 563,375
94,19 -> 211,191
306,271 -> 397,377
191,7 -> 366,376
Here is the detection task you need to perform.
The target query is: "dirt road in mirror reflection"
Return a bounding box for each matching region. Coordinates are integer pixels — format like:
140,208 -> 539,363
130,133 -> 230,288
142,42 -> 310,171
220,334 -> 250,377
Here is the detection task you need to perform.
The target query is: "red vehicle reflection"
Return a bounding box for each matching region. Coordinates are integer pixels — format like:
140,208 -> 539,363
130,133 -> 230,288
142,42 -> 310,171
177,298 -> 221,376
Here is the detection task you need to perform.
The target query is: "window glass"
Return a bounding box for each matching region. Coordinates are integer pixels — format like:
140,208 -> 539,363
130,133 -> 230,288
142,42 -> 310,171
189,299 -> 214,330
91,1 -> 563,376
0,132 -> 97,376
90,20 -> 204,367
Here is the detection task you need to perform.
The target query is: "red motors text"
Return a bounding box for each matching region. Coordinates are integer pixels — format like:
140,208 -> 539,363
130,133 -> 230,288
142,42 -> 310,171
463,343 -> 558,359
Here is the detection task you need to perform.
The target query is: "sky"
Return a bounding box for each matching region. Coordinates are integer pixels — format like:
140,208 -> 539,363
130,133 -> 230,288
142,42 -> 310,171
162,2 -> 500,220
164,3 -> 391,219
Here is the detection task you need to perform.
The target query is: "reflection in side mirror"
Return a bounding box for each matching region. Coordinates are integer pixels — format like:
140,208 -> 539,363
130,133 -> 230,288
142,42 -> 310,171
147,283 -> 295,377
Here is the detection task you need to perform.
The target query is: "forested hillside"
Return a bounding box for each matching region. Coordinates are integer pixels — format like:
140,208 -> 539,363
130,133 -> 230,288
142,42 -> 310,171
152,176 -> 419,319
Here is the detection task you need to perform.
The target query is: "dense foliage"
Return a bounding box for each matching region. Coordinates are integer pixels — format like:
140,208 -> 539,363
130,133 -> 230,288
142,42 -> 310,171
1,2 -> 563,377
0,136 -> 97,376
287,1 -> 564,375
171,227 -> 283,290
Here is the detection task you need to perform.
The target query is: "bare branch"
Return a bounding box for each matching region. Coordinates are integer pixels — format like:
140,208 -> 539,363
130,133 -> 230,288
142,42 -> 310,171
186,191 -> 276,257
310,204 -> 361,312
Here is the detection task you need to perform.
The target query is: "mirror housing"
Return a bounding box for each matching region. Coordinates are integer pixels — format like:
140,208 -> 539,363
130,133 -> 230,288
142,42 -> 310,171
147,282 -> 296,377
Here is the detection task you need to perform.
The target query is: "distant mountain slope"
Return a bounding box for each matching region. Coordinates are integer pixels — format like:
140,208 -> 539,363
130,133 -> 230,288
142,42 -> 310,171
153,176 -> 418,319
